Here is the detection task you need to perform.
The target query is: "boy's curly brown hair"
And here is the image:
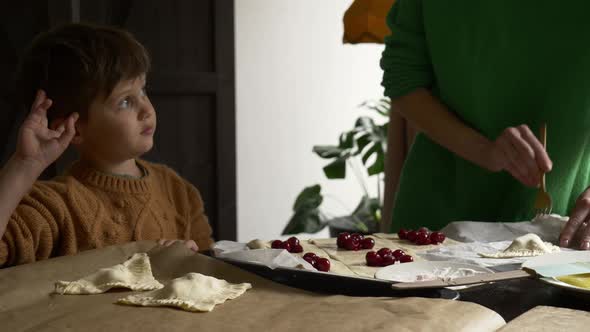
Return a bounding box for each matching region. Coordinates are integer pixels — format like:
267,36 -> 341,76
17,22 -> 150,122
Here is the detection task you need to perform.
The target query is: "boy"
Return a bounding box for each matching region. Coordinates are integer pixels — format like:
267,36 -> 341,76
0,23 -> 214,267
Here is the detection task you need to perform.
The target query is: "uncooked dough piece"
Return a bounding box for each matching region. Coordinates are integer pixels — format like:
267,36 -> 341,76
310,237 -> 414,266
479,233 -> 560,258
117,273 -> 252,312
309,237 -> 421,279
246,239 -> 271,249
55,253 -> 163,295
347,264 -> 383,279
297,241 -> 358,277
245,238 -> 357,276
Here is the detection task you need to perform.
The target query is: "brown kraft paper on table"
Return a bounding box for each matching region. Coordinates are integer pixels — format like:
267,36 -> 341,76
497,305 -> 590,331
0,241 -> 505,332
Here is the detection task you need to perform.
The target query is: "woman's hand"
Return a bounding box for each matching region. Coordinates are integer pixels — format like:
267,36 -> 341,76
13,90 -> 78,174
158,239 -> 199,252
560,191 -> 590,250
488,125 -> 552,187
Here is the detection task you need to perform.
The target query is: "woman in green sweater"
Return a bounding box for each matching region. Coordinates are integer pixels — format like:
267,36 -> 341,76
380,0 -> 590,250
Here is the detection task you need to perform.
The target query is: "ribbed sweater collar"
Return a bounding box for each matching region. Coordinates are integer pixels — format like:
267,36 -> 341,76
68,159 -> 152,193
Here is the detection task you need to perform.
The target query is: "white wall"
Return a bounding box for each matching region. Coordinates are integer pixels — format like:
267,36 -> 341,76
235,0 -> 386,242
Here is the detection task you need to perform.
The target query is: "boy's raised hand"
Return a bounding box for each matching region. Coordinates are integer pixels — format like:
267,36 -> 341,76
14,90 -> 78,173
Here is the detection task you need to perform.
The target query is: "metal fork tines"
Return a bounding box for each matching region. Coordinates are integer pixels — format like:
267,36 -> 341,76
532,123 -> 553,217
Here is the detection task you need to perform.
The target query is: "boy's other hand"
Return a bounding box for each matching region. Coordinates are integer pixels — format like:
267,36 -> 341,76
14,90 -> 78,173
158,239 -> 199,252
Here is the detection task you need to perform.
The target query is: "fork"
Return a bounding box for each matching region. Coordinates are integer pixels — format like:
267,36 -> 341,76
532,123 -> 553,216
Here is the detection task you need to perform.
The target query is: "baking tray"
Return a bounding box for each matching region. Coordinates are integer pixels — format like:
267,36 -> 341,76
216,256 -> 459,300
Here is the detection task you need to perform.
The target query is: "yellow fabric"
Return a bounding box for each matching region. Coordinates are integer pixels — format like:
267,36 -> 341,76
557,273 -> 590,289
0,160 -> 214,267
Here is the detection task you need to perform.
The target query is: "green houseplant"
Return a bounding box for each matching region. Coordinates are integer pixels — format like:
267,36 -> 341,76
282,98 -> 390,237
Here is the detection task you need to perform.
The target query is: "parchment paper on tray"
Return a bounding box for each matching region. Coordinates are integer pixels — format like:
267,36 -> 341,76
214,241 -> 367,277
417,241 -> 531,267
212,240 -> 249,256
441,214 -> 567,244
215,246 -> 316,271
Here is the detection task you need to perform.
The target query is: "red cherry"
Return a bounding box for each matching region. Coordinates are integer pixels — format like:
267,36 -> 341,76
350,233 -> 364,242
291,244 -> 303,253
360,237 -> 375,249
398,228 -> 409,240
280,241 -> 292,251
337,232 -> 351,248
303,252 -> 317,260
392,249 -> 405,259
406,230 -> 418,242
303,254 -> 316,266
271,240 -> 283,249
315,258 -> 331,272
399,255 -> 414,263
366,251 -> 383,266
377,248 -> 392,257
418,227 -> 429,233
380,254 -> 396,266
343,237 -> 360,251
286,236 -> 300,247
415,232 -> 431,245
430,231 -> 446,244
365,251 -> 380,266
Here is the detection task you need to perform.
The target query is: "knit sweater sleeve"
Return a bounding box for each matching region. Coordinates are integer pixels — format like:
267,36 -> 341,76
380,0 -> 434,99
184,182 -> 214,251
0,183 -> 64,267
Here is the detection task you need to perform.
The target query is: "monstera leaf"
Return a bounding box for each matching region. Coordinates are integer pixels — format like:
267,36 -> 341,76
282,185 -> 327,235
284,98 -> 390,235
312,99 -> 389,180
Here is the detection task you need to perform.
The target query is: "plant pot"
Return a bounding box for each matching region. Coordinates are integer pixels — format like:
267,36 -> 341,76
327,216 -> 378,238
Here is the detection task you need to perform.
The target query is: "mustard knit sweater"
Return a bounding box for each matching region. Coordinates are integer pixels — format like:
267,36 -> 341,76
0,159 -> 214,267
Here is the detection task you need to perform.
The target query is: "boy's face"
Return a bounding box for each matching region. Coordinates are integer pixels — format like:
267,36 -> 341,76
74,75 -> 156,163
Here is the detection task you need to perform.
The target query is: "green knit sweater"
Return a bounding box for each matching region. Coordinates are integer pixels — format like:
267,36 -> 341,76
381,0 -> 590,231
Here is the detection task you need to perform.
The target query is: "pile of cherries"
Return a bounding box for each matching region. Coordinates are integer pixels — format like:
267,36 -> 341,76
271,236 -> 303,253
397,227 -> 446,245
302,253 -> 331,272
365,248 -> 413,267
336,232 -> 375,251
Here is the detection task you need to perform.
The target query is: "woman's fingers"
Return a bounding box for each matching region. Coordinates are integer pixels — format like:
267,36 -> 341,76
497,133 -> 531,186
496,125 -> 552,187
575,223 -> 590,250
560,196 -> 590,250
519,125 -> 553,172
507,128 -> 540,186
